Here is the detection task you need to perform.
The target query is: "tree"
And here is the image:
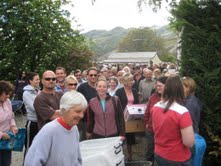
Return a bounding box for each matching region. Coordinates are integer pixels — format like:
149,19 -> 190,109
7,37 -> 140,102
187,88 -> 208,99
117,27 -> 173,62
171,0 -> 221,164
0,0 -> 92,81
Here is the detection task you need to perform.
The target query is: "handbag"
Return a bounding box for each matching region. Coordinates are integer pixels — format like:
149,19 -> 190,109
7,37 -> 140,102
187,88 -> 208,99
192,133 -> 207,166
0,128 -> 26,151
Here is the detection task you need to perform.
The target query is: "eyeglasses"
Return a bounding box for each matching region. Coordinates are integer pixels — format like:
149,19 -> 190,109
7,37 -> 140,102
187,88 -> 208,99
89,74 -> 97,77
44,77 -> 56,81
75,74 -> 81,77
68,83 -> 78,86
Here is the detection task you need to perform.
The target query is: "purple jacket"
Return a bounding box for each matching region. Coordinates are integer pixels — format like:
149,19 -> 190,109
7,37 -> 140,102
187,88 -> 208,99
87,95 -> 125,137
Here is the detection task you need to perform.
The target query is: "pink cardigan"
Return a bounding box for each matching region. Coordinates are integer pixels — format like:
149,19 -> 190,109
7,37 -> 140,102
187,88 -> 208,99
0,99 -> 16,139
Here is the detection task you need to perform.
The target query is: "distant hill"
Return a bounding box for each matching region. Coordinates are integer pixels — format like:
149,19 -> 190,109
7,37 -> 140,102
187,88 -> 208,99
83,25 -> 177,61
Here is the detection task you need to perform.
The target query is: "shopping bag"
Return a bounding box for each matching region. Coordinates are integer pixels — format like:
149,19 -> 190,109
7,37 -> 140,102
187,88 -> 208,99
0,128 -> 26,151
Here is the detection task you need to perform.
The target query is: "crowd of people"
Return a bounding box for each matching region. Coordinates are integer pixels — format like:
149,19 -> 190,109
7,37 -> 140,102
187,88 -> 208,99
0,62 -> 202,166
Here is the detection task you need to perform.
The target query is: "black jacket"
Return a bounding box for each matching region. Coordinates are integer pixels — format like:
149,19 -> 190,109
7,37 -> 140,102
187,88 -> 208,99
115,87 -> 139,111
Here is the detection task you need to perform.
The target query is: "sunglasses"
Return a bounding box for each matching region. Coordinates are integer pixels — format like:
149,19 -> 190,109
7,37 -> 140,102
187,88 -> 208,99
68,83 -> 78,86
75,74 -> 81,77
44,77 -> 56,81
89,74 -> 97,77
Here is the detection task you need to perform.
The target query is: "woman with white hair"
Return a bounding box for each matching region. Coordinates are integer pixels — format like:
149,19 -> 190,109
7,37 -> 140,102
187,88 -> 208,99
24,91 -> 87,166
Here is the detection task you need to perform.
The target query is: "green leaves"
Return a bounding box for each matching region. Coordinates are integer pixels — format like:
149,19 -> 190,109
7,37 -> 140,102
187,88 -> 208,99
0,0 -> 92,80
171,0 -> 221,162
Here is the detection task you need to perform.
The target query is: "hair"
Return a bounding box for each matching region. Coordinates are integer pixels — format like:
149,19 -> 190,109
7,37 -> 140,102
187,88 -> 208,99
0,81 -> 14,95
162,76 -> 184,112
96,76 -> 108,86
121,73 -> 133,85
87,67 -> 97,75
157,76 -> 168,85
110,66 -> 117,74
26,72 -> 38,84
181,76 -> 197,96
74,69 -> 82,75
109,76 -> 119,85
60,91 -> 87,113
64,75 -> 78,86
122,66 -> 130,74
55,66 -> 66,73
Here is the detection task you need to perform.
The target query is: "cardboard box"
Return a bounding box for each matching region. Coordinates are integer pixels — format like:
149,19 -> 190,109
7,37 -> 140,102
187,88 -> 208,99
125,120 -> 145,133
124,104 -> 146,121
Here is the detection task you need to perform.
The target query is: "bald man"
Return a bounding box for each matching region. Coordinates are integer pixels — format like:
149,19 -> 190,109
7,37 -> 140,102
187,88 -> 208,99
138,68 -> 156,104
34,70 -> 62,130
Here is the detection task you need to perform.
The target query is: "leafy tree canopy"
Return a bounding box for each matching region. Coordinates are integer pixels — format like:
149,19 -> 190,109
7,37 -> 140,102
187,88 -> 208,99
0,0 -> 92,81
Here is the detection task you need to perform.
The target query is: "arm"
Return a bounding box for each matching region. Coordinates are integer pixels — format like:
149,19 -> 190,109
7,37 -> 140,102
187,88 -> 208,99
34,97 -> 58,121
116,97 -> 125,137
144,102 -> 151,127
23,91 -> 35,112
181,125 -> 195,148
86,104 -> 95,139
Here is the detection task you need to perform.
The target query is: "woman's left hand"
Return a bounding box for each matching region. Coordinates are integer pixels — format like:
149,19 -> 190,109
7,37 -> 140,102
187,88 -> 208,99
10,126 -> 18,135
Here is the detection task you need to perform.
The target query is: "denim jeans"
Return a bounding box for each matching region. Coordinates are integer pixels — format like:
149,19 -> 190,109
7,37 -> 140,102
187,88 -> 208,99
0,150 -> 11,166
155,154 -> 193,166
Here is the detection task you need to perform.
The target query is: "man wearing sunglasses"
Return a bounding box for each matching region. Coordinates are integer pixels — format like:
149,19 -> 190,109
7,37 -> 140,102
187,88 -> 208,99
34,70 -> 62,130
77,67 -> 98,141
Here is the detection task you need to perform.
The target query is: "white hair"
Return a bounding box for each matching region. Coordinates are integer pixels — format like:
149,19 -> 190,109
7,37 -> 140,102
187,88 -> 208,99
60,91 -> 87,112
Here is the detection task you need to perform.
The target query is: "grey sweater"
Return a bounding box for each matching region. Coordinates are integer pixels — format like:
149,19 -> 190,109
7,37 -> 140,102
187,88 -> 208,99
24,119 -> 82,166
23,85 -> 41,122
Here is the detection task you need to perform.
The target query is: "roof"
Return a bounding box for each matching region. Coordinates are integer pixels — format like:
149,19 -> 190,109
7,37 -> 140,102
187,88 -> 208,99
103,52 -> 159,63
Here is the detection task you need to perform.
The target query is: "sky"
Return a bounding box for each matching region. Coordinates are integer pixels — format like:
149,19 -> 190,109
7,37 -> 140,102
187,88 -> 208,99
68,0 -> 171,32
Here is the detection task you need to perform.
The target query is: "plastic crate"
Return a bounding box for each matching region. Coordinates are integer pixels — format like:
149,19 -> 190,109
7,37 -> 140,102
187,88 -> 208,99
80,137 -> 124,166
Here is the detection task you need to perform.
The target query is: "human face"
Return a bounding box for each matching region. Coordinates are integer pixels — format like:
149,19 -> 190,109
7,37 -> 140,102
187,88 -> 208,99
74,72 -> 82,82
30,75 -> 40,89
87,70 -> 98,84
55,69 -> 66,83
96,80 -> 107,97
62,105 -> 85,127
156,81 -> 165,95
125,77 -> 134,88
66,80 -> 78,91
0,92 -> 11,103
144,70 -> 153,81
42,71 -> 57,90
109,80 -> 117,91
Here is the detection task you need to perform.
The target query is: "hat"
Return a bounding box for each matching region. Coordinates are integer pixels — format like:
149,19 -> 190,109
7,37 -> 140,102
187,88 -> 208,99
157,76 -> 168,84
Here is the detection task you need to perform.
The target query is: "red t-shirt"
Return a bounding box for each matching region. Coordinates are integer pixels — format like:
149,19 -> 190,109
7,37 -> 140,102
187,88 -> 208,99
152,101 -> 192,162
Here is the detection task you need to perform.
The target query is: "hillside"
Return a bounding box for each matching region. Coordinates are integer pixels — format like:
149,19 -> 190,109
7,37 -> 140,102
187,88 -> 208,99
83,25 -> 177,61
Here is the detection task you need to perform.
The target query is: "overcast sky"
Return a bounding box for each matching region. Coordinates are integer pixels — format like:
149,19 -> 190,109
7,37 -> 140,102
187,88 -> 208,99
68,0 -> 171,32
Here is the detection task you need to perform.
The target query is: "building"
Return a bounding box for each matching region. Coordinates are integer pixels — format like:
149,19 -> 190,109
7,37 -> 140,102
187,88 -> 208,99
102,52 -> 162,65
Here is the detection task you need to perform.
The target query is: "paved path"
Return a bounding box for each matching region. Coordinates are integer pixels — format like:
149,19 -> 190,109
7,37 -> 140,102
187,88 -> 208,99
12,114 -> 148,166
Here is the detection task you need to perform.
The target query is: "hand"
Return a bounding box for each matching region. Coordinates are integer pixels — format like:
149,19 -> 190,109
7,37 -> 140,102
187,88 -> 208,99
145,124 -> 148,129
2,133 -> 10,140
120,136 -> 126,141
10,126 -> 18,135
86,132 -> 92,139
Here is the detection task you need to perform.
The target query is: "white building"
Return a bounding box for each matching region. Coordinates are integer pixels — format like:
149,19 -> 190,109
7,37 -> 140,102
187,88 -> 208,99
102,52 -> 162,65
